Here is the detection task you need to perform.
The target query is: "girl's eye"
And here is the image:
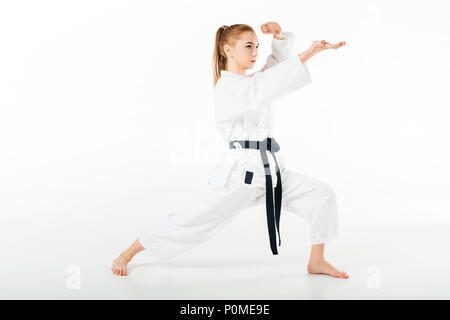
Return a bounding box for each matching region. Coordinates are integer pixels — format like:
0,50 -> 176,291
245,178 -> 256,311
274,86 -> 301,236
247,45 -> 259,49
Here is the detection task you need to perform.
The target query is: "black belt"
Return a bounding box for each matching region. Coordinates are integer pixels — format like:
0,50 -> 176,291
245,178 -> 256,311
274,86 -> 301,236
229,137 -> 282,255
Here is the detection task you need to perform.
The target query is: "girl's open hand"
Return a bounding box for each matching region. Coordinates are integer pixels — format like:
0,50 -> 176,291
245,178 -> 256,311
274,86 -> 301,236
312,40 -> 346,52
261,22 -> 283,39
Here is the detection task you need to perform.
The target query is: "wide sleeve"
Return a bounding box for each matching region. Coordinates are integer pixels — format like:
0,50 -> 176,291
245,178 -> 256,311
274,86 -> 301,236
259,31 -> 296,72
236,55 -> 312,108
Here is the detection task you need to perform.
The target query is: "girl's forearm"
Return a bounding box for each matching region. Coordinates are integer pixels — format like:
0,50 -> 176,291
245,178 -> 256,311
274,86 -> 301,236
298,46 -> 317,64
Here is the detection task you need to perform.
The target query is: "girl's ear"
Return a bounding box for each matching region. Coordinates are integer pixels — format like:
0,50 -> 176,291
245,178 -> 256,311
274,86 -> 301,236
223,44 -> 230,57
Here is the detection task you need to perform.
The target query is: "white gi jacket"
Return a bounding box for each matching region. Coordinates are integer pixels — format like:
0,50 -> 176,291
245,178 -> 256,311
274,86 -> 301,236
209,32 -> 312,190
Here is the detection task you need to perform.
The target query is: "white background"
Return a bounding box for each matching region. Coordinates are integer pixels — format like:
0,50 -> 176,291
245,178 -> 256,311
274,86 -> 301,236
1,0 -> 449,299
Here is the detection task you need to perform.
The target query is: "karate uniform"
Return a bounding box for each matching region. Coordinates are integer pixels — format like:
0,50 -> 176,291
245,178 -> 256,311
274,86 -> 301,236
137,32 -> 338,261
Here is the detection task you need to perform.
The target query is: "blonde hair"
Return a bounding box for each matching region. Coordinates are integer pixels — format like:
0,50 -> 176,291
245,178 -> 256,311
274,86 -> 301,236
212,24 -> 255,86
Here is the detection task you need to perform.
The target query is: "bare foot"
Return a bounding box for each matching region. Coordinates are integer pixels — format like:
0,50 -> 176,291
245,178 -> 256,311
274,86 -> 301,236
111,254 -> 130,276
307,258 -> 349,279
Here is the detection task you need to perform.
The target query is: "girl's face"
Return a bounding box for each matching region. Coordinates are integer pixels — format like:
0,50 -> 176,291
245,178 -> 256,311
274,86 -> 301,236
225,31 -> 259,69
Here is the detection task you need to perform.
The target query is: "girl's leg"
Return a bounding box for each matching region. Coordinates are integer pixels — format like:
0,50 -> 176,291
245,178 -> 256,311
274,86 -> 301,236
111,184 -> 259,276
111,238 -> 144,276
307,243 -> 348,279
278,168 -> 349,279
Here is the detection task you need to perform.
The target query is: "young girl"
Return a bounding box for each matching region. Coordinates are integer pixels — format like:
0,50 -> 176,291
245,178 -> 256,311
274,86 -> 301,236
112,22 -> 348,279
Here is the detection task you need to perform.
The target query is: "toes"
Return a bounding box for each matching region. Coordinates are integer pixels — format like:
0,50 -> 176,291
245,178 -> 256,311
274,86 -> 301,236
111,263 -> 129,276
331,272 -> 342,278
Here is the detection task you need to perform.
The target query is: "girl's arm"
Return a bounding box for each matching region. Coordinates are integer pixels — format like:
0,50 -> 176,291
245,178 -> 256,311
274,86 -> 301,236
258,22 -> 295,72
235,40 -> 346,111
214,39 -> 345,122
258,32 -> 296,72
299,40 -> 346,64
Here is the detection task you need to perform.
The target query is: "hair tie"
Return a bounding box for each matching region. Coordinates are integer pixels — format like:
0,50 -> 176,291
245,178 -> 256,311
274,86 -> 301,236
219,26 -> 228,40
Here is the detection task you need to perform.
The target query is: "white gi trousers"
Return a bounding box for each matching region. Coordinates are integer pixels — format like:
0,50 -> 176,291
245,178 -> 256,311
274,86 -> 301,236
137,168 -> 338,262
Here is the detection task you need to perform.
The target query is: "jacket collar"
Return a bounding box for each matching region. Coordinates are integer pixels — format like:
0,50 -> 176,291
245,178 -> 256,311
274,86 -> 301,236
220,70 -> 245,79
